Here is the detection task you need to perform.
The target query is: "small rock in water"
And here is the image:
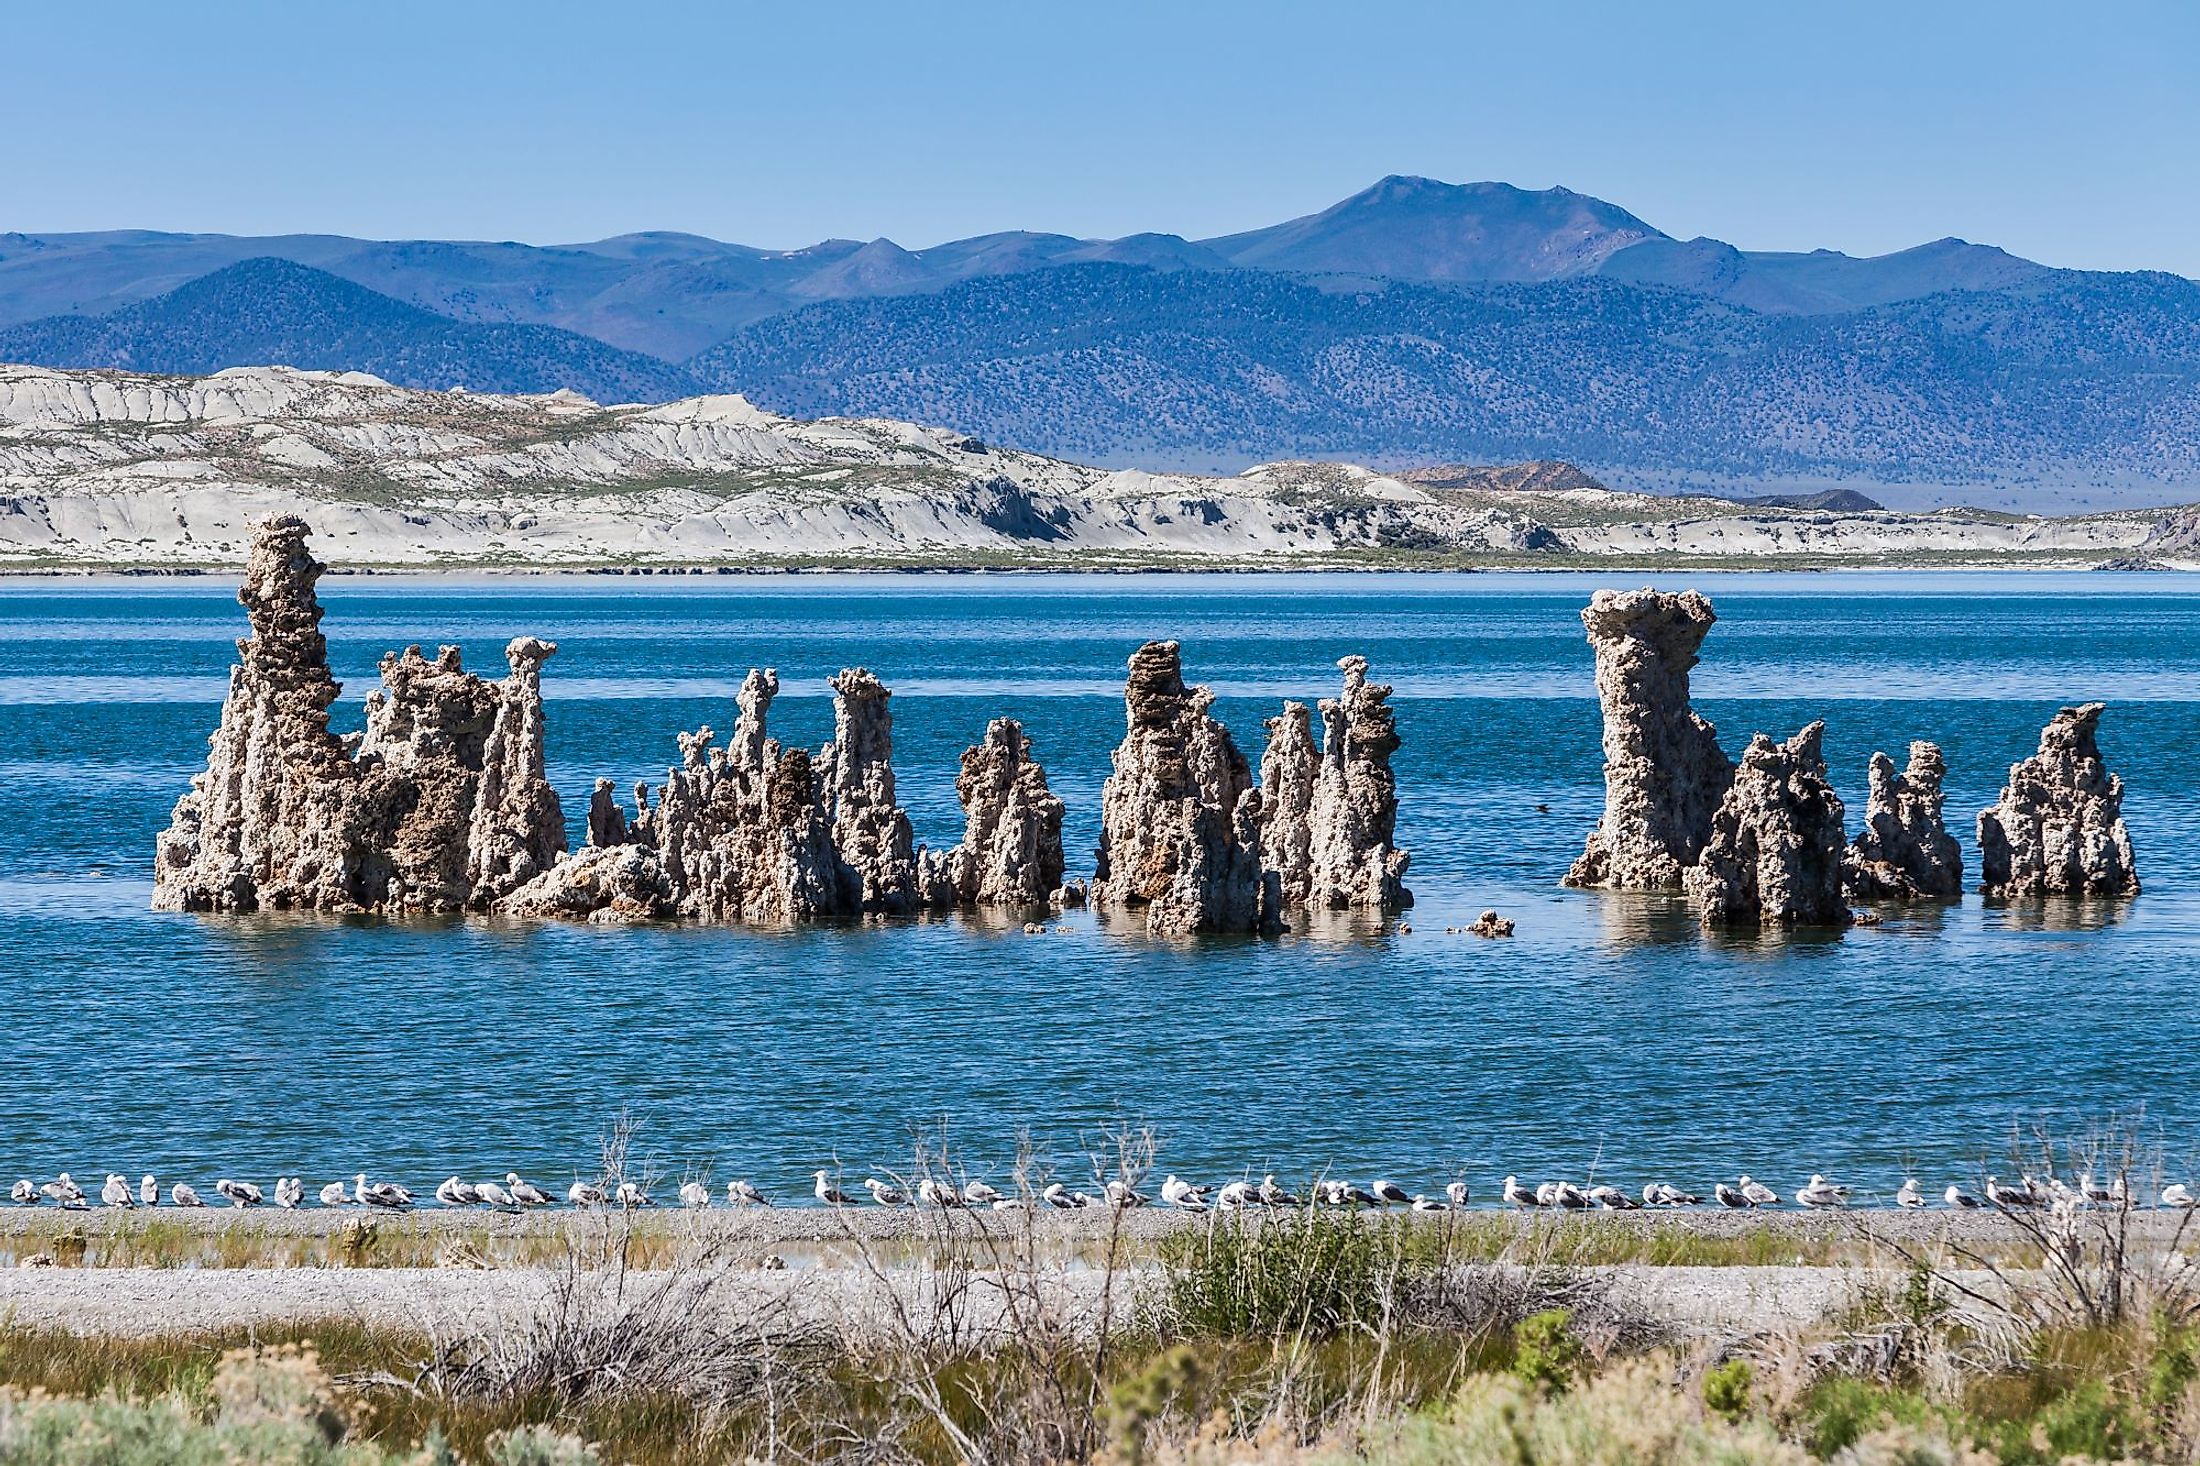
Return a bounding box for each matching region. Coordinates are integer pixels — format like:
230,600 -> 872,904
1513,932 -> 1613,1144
1467,910 -> 1514,937
1976,703 -> 2139,900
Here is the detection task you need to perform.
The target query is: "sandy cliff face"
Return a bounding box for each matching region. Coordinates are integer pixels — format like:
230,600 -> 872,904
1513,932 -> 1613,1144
0,364 -> 2172,568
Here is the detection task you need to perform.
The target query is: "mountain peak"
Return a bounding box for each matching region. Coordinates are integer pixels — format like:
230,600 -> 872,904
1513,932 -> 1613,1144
1200,176 -> 1668,282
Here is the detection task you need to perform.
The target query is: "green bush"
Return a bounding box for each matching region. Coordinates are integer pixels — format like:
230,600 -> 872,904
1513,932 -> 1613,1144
1154,1208 -> 1442,1339
1703,1357 -> 1754,1422
1511,1309 -> 1584,1395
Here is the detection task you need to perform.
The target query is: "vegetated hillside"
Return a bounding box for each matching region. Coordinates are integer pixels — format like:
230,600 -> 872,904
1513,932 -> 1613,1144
692,263 -> 2200,489
0,258 -> 704,402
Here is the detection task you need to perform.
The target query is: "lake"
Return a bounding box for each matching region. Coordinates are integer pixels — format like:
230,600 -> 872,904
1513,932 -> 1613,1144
0,570 -> 2193,1203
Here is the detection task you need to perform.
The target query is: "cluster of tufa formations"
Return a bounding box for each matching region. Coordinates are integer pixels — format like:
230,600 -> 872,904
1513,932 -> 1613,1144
1564,588 -> 2140,927
155,520 -> 1411,934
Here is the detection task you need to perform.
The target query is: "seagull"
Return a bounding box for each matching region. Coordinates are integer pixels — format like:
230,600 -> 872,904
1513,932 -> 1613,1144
726,1179 -> 768,1207
1739,1176 -> 1780,1208
1714,1182 -> 1747,1208
1895,1178 -> 1924,1209
140,1174 -> 159,1207
1161,1176 -> 1209,1210
813,1170 -> 852,1207
1104,1179 -> 1147,1209
1411,1194 -> 1448,1213
171,1183 -> 205,1207
1534,1181 -> 1561,1207
214,1179 -> 263,1208
354,1175 -> 413,1209
1370,1179 -> 1411,1206
916,1177 -> 960,1208
319,1181 -> 353,1206
962,1180 -> 1004,1207
568,1181 -> 606,1208
507,1174 -> 552,1207
1645,1183 -> 1700,1207
614,1181 -> 652,1209
1503,1175 -> 1541,1208
865,1178 -> 908,1207
1587,1185 -> 1637,1210
1985,1176 -> 2035,1207
2165,1183 -> 2197,1209
9,1179 -> 35,1205
101,1174 -> 135,1208
274,1177 -> 304,1209
678,1181 -> 711,1209
1446,1181 -> 1471,1209
1216,1179 -> 1259,1210
1553,1182 -> 1590,1210
42,1174 -> 85,1207
1260,1174 -> 1301,1207
2079,1172 -> 2114,1206
476,1179 -> 516,1210
1041,1183 -> 1079,1209
1796,1175 -> 1848,1208
1945,1184 -> 1980,1209
435,1176 -> 481,1208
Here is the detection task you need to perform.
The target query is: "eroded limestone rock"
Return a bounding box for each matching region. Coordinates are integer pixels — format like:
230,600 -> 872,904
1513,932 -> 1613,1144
1092,640 -> 1269,934
946,718 -> 1066,909
495,843 -> 677,924
1845,741 -> 1962,900
153,517 -> 566,915
1686,721 -> 1851,928
1259,657 -> 1411,911
820,668 -> 943,914
1977,704 -> 2139,900
1564,589 -> 1734,890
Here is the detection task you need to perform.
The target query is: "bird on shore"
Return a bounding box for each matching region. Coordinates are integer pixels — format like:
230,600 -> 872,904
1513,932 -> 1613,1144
2165,1183 -> 2197,1209
1042,1183 -> 1090,1209
813,1170 -> 852,1207
1447,1181 -> 1471,1209
42,1174 -> 86,1208
1797,1175 -> 1849,1209
140,1174 -> 158,1207
567,1181 -> 606,1209
1261,1174 -> 1301,1207
475,1179 -> 516,1210
916,1177 -> 959,1208
1411,1194 -> 1448,1213
1944,1184 -> 1980,1209
678,1181 -> 710,1209
1504,1175 -> 1540,1208
1587,1185 -> 1637,1211
1370,1179 -> 1411,1206
1714,1182 -> 1747,1208
1534,1181 -> 1561,1207
865,1178 -> 908,1207
274,1177 -> 304,1209
171,1183 -> 206,1207
2079,1172 -> 2115,1206
356,1175 -> 413,1209
1104,1179 -> 1147,1209
1985,1176 -> 2036,1208
726,1179 -> 768,1207
614,1181 -> 652,1209
1739,1177 -> 1780,1208
963,1180 -> 1004,1207
1645,1183 -> 1701,1207
1217,1179 -> 1260,1210
1553,1182 -> 1591,1210
1896,1178 -> 1924,1209
319,1181 -> 353,1206
101,1174 -> 135,1208
1161,1176 -> 1208,1210
9,1180 -> 34,1205
435,1176 -> 480,1208
507,1174 -> 551,1207
215,1179 -> 263,1208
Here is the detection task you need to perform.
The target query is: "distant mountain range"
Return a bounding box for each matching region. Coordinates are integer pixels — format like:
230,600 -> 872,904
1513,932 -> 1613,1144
2,177 -> 2195,508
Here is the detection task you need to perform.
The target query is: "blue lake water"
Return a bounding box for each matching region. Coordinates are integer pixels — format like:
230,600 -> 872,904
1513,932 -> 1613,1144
1,570 -> 2195,1203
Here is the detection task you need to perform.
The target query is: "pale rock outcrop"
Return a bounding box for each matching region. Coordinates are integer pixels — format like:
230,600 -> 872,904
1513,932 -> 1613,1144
1565,589 -> 1734,890
1686,721 -> 1852,928
1092,640 -> 1270,934
819,668 -> 947,913
1845,742 -> 1962,900
585,778 -> 630,848
1259,657 -> 1411,911
1976,703 -> 2140,899
945,718 -> 1066,909
153,517 -> 566,914
495,843 -> 678,924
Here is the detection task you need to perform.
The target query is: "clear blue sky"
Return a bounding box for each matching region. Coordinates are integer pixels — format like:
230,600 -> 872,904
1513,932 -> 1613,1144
10,0 -> 2195,273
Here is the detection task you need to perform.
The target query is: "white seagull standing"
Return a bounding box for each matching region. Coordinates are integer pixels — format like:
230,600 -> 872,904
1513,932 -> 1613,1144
916,1177 -> 959,1208
1895,1178 -> 1924,1209
171,1183 -> 205,1207
1944,1183 -> 1980,1209
214,1179 -> 263,1208
319,1181 -> 353,1206
962,1180 -> 1004,1207
813,1170 -> 853,1207
1796,1175 -> 1848,1209
2164,1183 -> 2197,1209
435,1176 -> 480,1207
9,1179 -> 35,1205
1503,1175 -> 1541,1208
140,1174 -> 159,1207
475,1179 -> 516,1210
1984,1176 -> 2035,1207
614,1181 -> 652,1209
101,1174 -> 135,1208
1553,1182 -> 1590,1209
1260,1174 -> 1301,1207
1738,1176 -> 1780,1208
1714,1182 -> 1747,1208
1370,1179 -> 1411,1206
1446,1181 -> 1471,1209
865,1178 -> 908,1207
568,1181 -> 606,1209
42,1174 -> 86,1207
726,1179 -> 768,1207
507,1174 -> 552,1207
678,1181 -> 711,1209
1160,1176 -> 1209,1210
275,1177 -> 304,1209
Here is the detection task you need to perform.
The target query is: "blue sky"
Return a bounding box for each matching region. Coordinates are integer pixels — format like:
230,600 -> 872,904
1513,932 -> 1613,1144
11,0 -> 2195,273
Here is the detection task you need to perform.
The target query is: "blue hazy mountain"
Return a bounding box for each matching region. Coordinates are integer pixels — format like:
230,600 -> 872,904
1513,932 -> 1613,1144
0,257 -> 704,401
